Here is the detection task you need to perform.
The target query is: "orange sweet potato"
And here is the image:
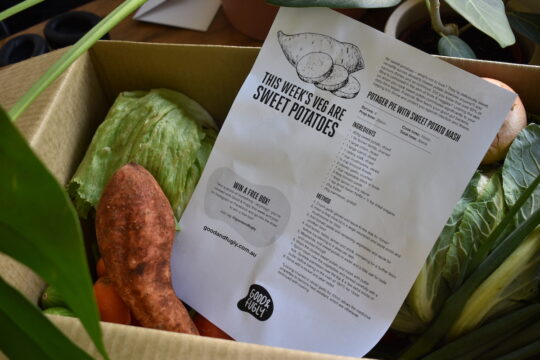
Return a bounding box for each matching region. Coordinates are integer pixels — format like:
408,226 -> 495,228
95,163 -> 198,335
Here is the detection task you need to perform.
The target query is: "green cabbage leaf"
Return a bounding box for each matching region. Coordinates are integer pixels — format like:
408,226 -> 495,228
393,170 -> 506,333
394,125 -> 540,339
67,89 -> 216,220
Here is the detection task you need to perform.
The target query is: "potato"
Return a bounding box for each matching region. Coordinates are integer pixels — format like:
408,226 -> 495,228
481,78 -> 527,165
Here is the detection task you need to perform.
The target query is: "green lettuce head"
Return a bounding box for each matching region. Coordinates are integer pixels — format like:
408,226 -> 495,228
67,88 -> 216,220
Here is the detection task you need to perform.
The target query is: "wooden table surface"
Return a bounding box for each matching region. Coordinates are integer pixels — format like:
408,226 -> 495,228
1,0 -> 394,47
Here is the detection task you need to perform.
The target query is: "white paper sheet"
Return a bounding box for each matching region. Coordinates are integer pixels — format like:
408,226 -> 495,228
172,7 -> 516,357
134,0 -> 220,32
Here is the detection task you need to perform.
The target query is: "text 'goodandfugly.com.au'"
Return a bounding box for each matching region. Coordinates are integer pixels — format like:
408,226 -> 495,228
203,226 -> 257,258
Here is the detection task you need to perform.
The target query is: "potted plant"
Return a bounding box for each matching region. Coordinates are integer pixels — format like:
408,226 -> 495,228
221,0 -> 401,41
384,0 -> 540,64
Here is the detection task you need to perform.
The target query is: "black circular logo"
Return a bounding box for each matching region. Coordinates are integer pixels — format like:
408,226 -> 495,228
237,284 -> 274,321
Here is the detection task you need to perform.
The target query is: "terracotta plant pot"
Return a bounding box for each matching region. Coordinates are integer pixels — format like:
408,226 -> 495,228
221,0 -> 366,41
384,0 -> 540,65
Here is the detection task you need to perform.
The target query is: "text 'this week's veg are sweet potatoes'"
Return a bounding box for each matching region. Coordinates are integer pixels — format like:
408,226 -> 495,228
95,163 -> 198,335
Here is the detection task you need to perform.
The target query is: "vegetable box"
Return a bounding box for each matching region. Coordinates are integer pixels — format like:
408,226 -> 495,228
0,40 -> 539,359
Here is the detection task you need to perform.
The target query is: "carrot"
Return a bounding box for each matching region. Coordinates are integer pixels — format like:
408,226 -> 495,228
96,257 -> 106,277
93,276 -> 131,325
193,313 -> 234,340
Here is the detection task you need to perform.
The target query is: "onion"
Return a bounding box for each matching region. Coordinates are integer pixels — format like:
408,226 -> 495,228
481,78 -> 527,165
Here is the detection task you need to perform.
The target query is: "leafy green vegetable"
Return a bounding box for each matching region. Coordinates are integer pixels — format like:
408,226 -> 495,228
494,339 -> 540,360
437,35 -> 477,59
393,171 -> 505,333
0,107 -> 100,359
503,124 -> 540,226
68,89 -> 216,220
444,171 -> 505,289
393,174 -> 479,333
445,0 -> 515,48
448,227 -> 540,339
422,303 -> 540,360
266,0 -> 401,8
439,125 -> 540,339
396,124 -> 540,344
478,319 -> 540,359
401,204 -> 540,359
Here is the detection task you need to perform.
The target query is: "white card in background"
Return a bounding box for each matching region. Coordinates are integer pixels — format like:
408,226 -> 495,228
134,0 -> 220,32
172,7 -> 516,357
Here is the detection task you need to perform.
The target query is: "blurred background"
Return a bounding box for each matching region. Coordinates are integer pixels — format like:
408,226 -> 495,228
0,0 -> 92,38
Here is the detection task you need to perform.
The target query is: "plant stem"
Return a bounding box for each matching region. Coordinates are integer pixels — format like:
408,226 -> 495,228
0,0 -> 43,22
427,0 -> 458,36
8,0 -> 148,122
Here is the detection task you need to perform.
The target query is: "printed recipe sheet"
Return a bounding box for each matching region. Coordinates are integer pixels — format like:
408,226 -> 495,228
171,7 -> 516,357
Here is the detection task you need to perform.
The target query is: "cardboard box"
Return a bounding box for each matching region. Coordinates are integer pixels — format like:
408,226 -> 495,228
0,41 -> 539,359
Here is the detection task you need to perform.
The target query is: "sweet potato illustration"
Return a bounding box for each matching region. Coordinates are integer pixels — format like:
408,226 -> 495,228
95,163 -> 198,335
278,31 -> 364,74
296,52 -> 334,83
315,64 -> 349,91
332,75 -> 360,99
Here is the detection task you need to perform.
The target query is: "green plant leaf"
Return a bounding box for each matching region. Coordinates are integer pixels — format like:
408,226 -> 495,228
507,11 -> 540,45
266,0 -> 401,8
438,35 -> 477,59
443,171 -> 505,289
0,276 -> 93,360
402,173 -> 484,331
0,0 -> 43,22
0,107 -> 106,359
446,0 -> 515,48
503,124 -> 540,226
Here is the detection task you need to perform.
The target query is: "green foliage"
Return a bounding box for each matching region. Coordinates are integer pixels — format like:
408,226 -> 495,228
445,0 -> 515,48
503,125 -> 540,226
396,126 -> 540,357
393,171 -> 505,333
0,107 -> 101,359
507,11 -> 540,45
421,304 -> 540,360
0,277 -> 92,360
0,1 -> 149,359
401,204 -> 540,359
438,35 -> 477,59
